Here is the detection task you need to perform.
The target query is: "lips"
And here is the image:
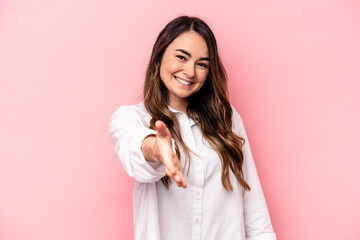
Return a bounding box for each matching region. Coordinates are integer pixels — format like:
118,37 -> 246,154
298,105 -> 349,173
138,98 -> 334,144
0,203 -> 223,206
174,76 -> 193,85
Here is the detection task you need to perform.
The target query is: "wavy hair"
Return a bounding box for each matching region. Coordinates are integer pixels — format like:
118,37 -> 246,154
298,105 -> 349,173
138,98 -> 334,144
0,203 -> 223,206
144,15 -> 250,191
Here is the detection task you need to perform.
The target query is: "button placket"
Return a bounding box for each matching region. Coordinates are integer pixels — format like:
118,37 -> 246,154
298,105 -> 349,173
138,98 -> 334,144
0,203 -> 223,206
192,156 -> 204,240
177,113 -> 204,240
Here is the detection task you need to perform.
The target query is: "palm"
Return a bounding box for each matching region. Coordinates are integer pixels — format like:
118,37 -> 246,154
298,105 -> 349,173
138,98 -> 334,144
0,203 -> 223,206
155,120 -> 186,188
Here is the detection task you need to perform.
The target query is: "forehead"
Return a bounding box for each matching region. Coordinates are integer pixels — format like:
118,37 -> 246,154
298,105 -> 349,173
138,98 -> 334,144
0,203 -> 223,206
168,31 -> 208,56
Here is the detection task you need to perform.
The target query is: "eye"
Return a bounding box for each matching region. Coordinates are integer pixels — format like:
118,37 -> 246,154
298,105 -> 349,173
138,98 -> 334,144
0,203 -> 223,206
176,55 -> 186,61
197,62 -> 208,68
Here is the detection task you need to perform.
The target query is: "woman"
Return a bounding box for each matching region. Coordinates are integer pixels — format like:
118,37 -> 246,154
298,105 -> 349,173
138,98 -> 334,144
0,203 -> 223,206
110,15 -> 276,240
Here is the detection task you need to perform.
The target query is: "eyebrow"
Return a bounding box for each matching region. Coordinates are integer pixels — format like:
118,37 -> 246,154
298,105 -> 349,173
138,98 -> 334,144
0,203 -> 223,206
175,49 -> 210,61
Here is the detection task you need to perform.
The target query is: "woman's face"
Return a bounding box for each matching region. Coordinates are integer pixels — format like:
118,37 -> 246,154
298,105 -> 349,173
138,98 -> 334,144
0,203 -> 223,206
159,31 -> 209,110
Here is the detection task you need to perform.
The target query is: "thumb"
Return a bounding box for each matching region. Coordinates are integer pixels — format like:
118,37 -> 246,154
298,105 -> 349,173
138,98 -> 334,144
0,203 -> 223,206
155,120 -> 170,138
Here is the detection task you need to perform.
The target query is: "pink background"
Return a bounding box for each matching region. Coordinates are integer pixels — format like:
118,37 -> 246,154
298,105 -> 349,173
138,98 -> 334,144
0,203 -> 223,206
1,0 -> 360,239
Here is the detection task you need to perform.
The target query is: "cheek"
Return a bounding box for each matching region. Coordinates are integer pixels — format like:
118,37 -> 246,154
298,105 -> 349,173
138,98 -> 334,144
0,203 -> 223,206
169,61 -> 182,73
162,60 -> 181,74
198,71 -> 209,83
160,62 -> 171,80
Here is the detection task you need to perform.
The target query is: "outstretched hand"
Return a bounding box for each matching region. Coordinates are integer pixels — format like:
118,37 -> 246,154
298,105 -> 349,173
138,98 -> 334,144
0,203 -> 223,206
142,120 -> 187,188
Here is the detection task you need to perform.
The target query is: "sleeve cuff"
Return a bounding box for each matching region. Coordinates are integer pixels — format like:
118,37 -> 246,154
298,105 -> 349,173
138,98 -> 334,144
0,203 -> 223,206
126,128 -> 166,183
246,233 -> 277,240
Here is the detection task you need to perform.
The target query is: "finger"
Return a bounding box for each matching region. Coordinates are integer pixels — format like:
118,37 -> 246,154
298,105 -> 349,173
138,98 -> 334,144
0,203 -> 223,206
162,157 -> 177,175
165,168 -> 183,186
182,177 -> 187,188
178,171 -> 187,188
176,180 -> 184,187
165,168 -> 173,178
177,171 -> 187,188
174,163 -> 187,187
174,173 -> 182,183
161,149 -> 186,188
165,163 -> 176,175
173,171 -> 187,187
172,159 -> 186,187
175,174 -> 185,187
155,120 -> 170,138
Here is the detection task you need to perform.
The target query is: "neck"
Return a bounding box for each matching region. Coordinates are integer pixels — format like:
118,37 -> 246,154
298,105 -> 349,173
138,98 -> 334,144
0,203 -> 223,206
168,97 -> 189,117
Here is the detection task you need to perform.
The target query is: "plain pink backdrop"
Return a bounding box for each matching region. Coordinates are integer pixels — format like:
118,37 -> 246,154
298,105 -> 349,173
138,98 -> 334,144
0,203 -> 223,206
1,0 -> 360,239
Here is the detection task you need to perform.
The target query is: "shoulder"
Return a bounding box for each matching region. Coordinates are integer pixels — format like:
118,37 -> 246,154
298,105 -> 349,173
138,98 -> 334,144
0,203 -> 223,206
110,102 -> 152,126
230,105 -> 244,125
111,102 -> 148,116
231,105 -> 242,121
230,105 -> 246,138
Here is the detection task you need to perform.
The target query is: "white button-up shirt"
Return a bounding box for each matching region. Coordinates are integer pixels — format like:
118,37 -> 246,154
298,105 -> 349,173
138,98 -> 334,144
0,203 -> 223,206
109,102 -> 276,240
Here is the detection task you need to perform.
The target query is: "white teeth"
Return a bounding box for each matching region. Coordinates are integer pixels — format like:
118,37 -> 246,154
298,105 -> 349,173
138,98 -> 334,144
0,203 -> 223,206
175,76 -> 191,85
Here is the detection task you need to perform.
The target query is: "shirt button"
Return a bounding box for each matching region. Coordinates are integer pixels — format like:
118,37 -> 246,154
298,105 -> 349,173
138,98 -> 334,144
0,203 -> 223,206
196,190 -> 200,196
195,218 -> 200,223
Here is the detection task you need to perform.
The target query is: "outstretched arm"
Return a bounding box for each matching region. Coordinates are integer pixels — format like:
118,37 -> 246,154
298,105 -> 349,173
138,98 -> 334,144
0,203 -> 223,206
110,104 -> 186,187
141,120 -> 186,188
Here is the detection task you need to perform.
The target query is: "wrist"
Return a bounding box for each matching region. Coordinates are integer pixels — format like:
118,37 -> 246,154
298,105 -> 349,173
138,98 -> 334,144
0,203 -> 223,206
141,135 -> 159,162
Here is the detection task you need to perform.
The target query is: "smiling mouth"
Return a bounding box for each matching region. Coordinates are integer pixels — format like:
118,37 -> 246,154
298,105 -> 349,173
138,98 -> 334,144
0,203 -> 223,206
174,76 -> 194,86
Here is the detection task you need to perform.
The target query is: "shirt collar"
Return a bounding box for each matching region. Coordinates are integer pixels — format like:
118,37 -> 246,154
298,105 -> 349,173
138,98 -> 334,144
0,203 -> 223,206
168,106 -> 196,127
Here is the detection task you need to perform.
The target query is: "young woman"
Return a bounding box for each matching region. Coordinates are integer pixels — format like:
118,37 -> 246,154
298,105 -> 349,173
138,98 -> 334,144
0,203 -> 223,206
110,15 -> 276,240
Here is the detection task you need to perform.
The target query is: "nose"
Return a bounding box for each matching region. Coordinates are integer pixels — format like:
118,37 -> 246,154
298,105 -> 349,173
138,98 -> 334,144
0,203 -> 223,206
183,62 -> 195,78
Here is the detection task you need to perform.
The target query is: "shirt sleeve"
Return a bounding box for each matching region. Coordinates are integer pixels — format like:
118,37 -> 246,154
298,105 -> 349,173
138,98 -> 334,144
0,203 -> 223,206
231,106 -> 277,240
109,105 -> 166,183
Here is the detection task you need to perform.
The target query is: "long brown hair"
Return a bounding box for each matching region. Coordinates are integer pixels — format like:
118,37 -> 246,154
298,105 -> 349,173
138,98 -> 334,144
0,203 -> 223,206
144,16 -> 250,191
